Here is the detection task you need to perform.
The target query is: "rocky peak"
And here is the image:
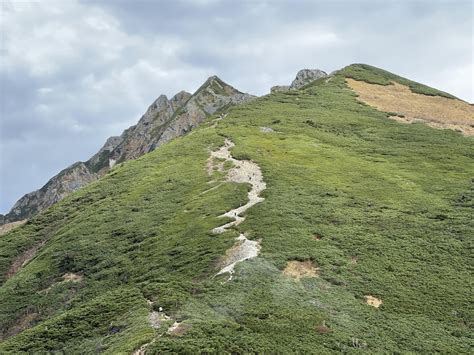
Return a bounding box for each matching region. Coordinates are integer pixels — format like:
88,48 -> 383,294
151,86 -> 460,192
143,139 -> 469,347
290,69 -> 328,89
142,94 -> 170,123
1,76 -> 255,225
192,75 -> 254,114
171,91 -> 192,106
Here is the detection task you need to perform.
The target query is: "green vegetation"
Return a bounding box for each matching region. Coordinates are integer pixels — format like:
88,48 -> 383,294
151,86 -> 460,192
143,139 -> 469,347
0,64 -> 472,353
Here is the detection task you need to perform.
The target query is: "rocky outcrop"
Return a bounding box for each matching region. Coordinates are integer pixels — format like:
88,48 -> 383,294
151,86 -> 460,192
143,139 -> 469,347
270,69 -> 328,94
290,69 -> 328,89
271,85 -> 290,93
2,76 -> 255,224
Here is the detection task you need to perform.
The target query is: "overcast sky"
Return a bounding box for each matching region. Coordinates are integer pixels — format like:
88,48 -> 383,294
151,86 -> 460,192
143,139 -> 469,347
1,0 -> 473,213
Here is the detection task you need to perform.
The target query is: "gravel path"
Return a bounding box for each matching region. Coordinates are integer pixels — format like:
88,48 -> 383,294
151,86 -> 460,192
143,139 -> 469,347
209,139 -> 266,280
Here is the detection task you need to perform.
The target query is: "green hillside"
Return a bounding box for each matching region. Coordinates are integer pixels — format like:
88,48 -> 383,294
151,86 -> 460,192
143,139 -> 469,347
1,65 -> 472,353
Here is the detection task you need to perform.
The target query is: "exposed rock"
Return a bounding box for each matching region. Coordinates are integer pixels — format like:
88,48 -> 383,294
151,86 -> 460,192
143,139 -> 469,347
2,76 -> 255,224
5,162 -> 98,222
271,85 -> 290,93
290,69 -> 328,89
87,136 -> 123,173
270,69 -> 327,94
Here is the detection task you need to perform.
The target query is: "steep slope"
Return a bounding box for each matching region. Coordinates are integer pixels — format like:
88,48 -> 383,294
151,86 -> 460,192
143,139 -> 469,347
0,65 -> 472,353
2,77 -> 254,224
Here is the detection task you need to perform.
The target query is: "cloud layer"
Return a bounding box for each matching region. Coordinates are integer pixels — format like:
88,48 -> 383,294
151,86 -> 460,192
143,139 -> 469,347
1,0 -> 472,212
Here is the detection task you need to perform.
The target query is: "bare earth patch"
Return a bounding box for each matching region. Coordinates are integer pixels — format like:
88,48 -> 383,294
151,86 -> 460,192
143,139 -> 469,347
62,273 -> 83,282
133,302 -> 173,354
6,241 -> 46,279
0,220 -> 27,236
0,312 -> 38,341
346,78 -> 474,135
167,322 -> 191,336
283,260 -> 320,280
216,234 -> 261,281
364,295 -> 383,308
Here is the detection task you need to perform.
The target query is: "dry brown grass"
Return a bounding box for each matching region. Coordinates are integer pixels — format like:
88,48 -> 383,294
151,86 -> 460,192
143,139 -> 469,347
315,324 -> 332,334
167,322 -> 191,336
364,295 -> 383,308
346,79 -> 474,135
283,260 -> 319,280
0,220 -> 27,236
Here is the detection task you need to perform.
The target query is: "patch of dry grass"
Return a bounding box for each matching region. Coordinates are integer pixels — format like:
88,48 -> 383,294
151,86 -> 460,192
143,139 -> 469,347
62,273 -> 83,282
346,79 -> 474,135
0,220 -> 27,237
364,295 -> 382,308
167,322 -> 191,337
283,260 -> 319,280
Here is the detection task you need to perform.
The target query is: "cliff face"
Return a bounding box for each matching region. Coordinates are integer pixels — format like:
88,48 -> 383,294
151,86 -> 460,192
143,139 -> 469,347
2,76 -> 255,223
271,69 -> 328,93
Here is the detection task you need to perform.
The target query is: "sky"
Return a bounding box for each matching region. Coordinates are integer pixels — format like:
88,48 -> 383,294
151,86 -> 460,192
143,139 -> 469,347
1,0 -> 473,214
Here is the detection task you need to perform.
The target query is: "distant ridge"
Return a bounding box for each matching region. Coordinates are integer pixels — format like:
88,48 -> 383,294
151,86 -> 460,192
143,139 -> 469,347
2,76 -> 254,223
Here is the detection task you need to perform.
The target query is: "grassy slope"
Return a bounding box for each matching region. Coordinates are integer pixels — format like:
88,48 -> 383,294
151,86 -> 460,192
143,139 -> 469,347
0,65 -> 472,353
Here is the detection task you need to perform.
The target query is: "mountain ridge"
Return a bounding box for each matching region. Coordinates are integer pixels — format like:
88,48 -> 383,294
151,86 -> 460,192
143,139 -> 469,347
2,76 -> 255,224
2,64 -> 472,225
0,64 -> 472,352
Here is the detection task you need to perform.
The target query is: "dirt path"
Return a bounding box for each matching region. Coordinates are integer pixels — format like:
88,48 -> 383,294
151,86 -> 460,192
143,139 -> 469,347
210,139 -> 266,234
133,301 -> 174,355
208,139 -> 266,280
135,139 -> 266,352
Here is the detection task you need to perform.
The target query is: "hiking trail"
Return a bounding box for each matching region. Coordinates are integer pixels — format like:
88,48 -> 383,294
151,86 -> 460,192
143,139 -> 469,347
208,139 -> 266,280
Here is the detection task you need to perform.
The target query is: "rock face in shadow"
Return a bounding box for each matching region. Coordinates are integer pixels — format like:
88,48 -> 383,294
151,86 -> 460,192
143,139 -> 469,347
2,76 -> 255,223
